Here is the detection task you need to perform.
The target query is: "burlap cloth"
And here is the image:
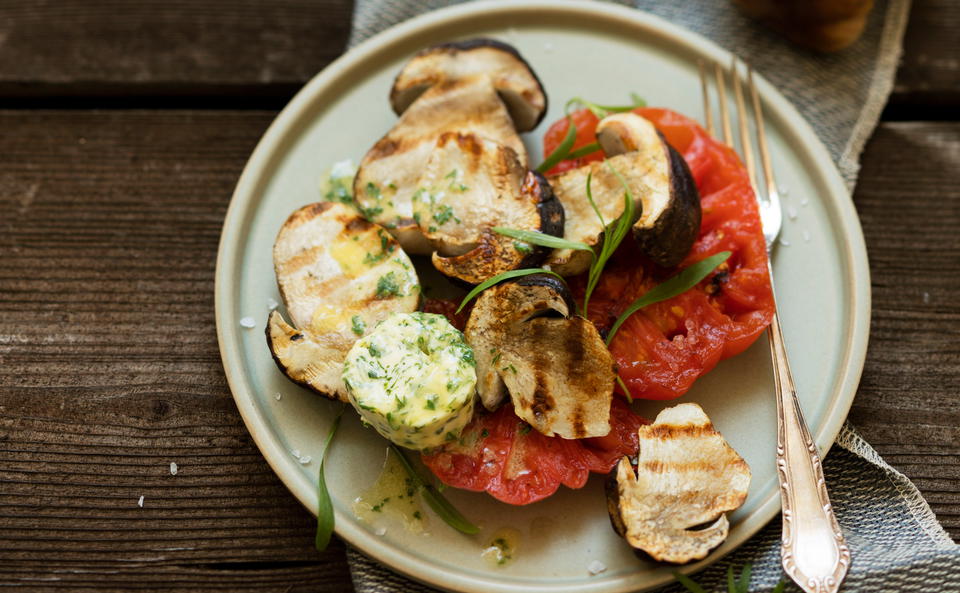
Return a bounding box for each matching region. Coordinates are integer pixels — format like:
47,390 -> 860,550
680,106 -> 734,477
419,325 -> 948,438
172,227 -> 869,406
344,1 -> 960,591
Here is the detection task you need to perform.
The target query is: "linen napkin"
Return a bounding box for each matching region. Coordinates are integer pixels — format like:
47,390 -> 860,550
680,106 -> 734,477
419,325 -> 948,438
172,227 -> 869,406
344,1 -> 960,591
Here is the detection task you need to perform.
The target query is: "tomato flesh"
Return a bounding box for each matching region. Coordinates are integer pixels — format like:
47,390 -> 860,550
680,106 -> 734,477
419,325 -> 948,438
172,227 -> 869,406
421,397 -> 646,505
547,107 -> 775,400
419,107 -> 773,505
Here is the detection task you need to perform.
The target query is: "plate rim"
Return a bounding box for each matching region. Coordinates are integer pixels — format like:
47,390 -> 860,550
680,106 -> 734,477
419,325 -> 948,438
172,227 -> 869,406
214,1 -> 871,591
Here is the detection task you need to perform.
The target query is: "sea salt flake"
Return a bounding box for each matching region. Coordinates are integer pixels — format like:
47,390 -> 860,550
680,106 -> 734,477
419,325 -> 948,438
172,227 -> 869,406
800,196 -> 809,206
802,230 -> 811,242
275,392 -> 283,401
587,560 -> 607,575
298,455 -> 312,465
544,42 -> 555,52
170,462 -> 178,475
923,292 -> 931,304
779,237 -> 791,247
779,186 -> 790,196
137,496 -> 144,508
330,159 -> 356,178
787,206 -> 798,220
267,298 -> 279,311
239,317 -> 256,329
374,526 -> 387,536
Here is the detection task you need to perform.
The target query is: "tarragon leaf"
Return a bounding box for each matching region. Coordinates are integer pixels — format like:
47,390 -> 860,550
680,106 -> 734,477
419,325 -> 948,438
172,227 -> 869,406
605,251 -> 731,346
493,227 -> 594,254
315,406 -> 346,551
457,268 -> 566,314
390,444 -> 479,535
536,116 -> 577,173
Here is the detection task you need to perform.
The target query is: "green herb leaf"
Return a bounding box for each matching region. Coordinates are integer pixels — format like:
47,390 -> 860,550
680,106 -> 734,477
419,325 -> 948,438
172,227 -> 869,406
375,272 -> 403,298
605,251 -> 731,345
536,116 -> 578,173
456,268 -> 566,314
614,373 -> 632,403
672,572 -> 708,593
315,406 -> 346,551
493,227 -> 595,254
583,163 -> 636,317
585,169 -> 607,229
736,564 -> 752,593
676,563 -> 759,593
350,315 -> 365,336
389,444 -> 479,535
566,94 -> 647,119
567,142 -> 602,160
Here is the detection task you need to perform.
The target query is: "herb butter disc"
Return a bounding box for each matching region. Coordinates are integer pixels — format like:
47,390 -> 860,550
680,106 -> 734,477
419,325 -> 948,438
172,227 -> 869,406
342,312 -> 477,449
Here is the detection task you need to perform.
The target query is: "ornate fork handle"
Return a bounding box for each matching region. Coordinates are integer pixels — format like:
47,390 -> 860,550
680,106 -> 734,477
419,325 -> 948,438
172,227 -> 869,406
768,287 -> 851,593
702,58 -> 850,591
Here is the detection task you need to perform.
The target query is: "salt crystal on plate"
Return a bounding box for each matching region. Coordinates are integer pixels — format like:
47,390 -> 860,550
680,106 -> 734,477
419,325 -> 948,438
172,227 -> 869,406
170,462 -> 178,475
137,496 -> 144,508
330,159 -> 356,178
587,560 -> 607,575
800,196 -> 809,206
298,456 -> 312,465
803,230 -> 811,242
779,237 -> 791,247
239,317 -> 256,329
291,449 -> 301,459
787,206 -> 798,220
375,526 -> 387,536
780,185 -> 790,196
275,392 -> 282,401
267,298 -> 279,311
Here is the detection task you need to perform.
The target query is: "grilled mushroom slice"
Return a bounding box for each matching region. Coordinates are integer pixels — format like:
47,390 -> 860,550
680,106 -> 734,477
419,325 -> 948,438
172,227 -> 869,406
354,75 -> 529,255
266,202 -> 420,401
464,274 -> 614,439
606,403 -> 751,564
415,132 -> 563,284
546,112 -> 701,274
390,38 -> 547,132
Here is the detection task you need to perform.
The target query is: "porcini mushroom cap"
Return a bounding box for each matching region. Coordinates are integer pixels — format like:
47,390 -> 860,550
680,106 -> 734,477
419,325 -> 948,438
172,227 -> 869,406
546,112 -> 701,274
465,274 -> 614,439
266,202 -> 420,400
390,38 -> 548,132
606,403 -> 751,564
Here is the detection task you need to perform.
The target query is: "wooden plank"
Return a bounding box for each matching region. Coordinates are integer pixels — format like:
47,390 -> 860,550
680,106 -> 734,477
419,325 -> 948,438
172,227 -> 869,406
0,0 -> 956,109
0,0 -> 353,98
848,121 -> 960,539
892,0 -> 960,109
0,112 -> 957,590
0,110 -> 354,591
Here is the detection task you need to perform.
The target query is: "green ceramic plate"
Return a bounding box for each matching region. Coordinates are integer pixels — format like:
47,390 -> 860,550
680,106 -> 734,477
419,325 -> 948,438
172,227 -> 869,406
215,1 -> 870,591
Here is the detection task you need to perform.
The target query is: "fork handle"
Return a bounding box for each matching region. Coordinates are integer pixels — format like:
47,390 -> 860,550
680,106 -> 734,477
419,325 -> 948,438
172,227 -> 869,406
769,310 -> 851,593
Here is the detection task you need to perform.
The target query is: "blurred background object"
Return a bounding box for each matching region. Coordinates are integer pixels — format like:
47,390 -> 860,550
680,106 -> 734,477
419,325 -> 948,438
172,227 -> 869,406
732,0 -> 875,51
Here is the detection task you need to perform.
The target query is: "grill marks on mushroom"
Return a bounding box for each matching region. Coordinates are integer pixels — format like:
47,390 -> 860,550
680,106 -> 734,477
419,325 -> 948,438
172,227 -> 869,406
389,38 -> 547,132
355,76 -> 528,255
606,403 -> 751,564
465,274 -> 614,439
266,202 -> 420,401
417,134 -> 563,283
546,113 -> 701,274
354,39 -> 559,283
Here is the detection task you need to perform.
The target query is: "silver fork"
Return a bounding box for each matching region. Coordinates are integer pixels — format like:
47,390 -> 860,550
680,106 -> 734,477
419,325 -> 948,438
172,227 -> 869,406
699,59 -> 851,593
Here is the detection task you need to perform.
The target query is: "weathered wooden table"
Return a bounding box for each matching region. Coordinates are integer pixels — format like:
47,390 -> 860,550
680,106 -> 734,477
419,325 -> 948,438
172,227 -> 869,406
1,1 -> 957,590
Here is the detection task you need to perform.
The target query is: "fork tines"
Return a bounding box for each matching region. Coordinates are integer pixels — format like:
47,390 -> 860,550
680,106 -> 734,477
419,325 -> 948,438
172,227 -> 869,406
699,57 -> 781,247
